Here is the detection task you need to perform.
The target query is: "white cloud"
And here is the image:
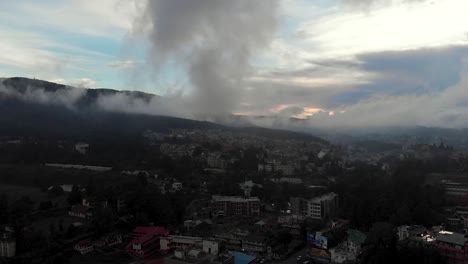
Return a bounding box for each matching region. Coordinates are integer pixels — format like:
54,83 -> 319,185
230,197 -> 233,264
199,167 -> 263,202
297,0 -> 468,57
0,0 -> 138,39
108,60 -> 139,69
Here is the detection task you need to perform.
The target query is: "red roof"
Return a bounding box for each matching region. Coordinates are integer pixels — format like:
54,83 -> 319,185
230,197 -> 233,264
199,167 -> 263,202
126,226 -> 170,259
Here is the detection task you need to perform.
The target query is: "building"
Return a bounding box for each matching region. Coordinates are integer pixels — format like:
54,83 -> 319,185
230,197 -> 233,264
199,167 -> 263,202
103,233 -> 123,247
207,153 -> 228,169
278,215 -> 305,236
126,226 -> 170,259
345,229 -> 366,255
242,235 -> 268,254
306,193 -> 339,220
290,197 -> 307,216
74,239 -> 94,254
202,239 -> 220,255
0,232 -> 15,258
434,231 -> 468,264
258,163 -> 273,173
159,236 -> 203,252
397,225 -> 427,241
211,196 -> 260,217
68,205 -> 93,219
275,164 -> 295,176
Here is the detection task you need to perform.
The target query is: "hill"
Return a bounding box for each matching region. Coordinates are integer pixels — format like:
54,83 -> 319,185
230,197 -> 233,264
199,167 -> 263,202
0,77 -> 325,143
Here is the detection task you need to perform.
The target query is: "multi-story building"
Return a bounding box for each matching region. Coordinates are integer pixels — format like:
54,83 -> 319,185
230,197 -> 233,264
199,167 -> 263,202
211,196 -> 260,217
0,232 -> 15,258
435,231 -> 468,264
290,197 -> 308,216
306,193 -> 339,220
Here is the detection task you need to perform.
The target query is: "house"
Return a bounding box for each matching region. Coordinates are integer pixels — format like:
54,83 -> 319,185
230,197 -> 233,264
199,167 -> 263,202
126,226 -> 170,259
68,205 -> 92,219
74,239 -> 94,254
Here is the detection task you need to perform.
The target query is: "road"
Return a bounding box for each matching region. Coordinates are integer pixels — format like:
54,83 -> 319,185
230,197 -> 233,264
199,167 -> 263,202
278,247 -> 310,264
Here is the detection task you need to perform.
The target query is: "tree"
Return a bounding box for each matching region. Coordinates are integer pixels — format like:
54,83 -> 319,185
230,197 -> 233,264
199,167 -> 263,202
92,207 -> 114,235
0,194 -> 9,224
48,185 -> 64,197
39,200 -> 53,211
67,184 -> 82,205
366,222 -> 397,250
10,196 -> 34,227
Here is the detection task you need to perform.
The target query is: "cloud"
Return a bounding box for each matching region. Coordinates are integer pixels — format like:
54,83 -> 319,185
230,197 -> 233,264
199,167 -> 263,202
132,0 -> 279,117
296,0 -> 468,57
108,60 -> 139,69
0,79 -> 86,109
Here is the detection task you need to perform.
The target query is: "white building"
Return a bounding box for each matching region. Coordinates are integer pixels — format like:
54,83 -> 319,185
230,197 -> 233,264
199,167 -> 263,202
306,193 -> 339,220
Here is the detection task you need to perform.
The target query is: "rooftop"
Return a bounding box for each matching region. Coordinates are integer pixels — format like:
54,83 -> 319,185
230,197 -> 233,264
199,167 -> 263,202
347,229 -> 367,245
436,232 -> 468,246
310,192 -> 337,203
212,196 -> 260,202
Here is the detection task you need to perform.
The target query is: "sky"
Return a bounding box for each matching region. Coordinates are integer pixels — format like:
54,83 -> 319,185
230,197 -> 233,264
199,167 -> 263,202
1,0 -> 468,128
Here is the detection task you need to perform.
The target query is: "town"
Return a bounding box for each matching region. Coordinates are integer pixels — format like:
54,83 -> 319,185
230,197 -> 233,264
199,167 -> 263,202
1,127 -> 468,264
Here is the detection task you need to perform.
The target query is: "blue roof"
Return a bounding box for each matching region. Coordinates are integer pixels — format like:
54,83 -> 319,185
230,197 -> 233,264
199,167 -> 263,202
230,252 -> 256,264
